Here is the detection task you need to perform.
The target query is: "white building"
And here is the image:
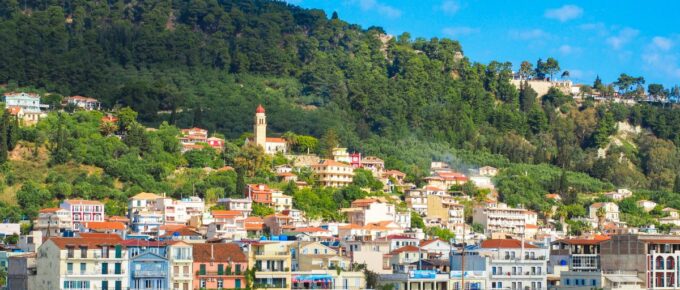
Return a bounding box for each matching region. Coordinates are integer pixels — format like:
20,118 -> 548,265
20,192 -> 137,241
342,198 -> 399,226
33,208 -> 73,238
271,191 -> 293,212
473,202 -> 538,238
477,239 -> 548,290
636,200 -> 657,212
217,198 -> 253,215
63,96 -> 101,110
59,199 -> 105,230
588,202 -> 620,223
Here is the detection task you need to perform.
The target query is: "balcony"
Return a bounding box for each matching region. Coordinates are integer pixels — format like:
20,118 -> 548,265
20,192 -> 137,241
133,270 -> 167,277
254,251 -> 289,258
65,269 -> 126,276
196,271 -> 243,276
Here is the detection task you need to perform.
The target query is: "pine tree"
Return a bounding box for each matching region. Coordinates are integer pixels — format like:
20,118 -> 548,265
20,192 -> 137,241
674,174 -> 680,193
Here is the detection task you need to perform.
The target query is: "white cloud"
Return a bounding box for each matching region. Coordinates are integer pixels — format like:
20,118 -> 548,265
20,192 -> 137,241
442,26 -> 479,37
606,27 -> 639,50
350,0 -> 402,18
652,36 -> 673,51
642,36 -> 680,78
440,0 -> 460,15
544,5 -> 583,22
509,29 -> 548,40
558,44 -> 580,55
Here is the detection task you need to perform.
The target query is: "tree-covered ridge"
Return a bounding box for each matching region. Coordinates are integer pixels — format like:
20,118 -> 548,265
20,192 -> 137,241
1,0 -> 680,230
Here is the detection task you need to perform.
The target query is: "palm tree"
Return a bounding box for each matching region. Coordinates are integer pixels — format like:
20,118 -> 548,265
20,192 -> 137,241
282,131 -> 298,152
596,207 -> 607,233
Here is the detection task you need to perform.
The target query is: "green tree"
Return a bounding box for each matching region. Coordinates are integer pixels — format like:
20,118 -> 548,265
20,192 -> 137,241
252,203 -> 275,217
410,212 -> 425,229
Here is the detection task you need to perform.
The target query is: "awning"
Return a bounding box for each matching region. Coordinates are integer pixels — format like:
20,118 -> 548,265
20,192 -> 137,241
604,275 -> 643,283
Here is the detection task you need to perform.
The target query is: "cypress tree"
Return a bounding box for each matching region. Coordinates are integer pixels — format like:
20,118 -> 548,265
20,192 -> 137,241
0,111 -> 8,164
7,114 -> 18,150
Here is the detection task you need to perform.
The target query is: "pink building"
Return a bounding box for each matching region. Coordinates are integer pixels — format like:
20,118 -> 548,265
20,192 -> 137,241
59,199 -> 105,229
193,243 -> 248,289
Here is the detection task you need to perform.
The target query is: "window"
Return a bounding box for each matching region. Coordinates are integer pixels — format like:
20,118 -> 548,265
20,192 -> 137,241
114,263 -> 121,275
217,279 -> 224,289
67,247 -> 75,258
565,279 -> 570,285
67,263 -> 73,274
80,246 -> 87,258
80,263 -> 86,274
101,263 -> 108,275
592,279 -> 597,286
101,281 -> 108,290
200,279 -> 207,288
218,264 -> 224,275
115,245 -> 122,258
235,264 -> 242,274
235,279 -> 241,289
102,246 -> 109,258
200,264 -> 206,275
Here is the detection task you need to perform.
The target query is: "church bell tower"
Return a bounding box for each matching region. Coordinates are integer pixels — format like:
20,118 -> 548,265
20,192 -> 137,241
254,104 -> 267,148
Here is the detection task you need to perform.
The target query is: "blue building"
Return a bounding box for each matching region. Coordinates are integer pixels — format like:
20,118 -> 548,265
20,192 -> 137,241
123,240 -> 169,290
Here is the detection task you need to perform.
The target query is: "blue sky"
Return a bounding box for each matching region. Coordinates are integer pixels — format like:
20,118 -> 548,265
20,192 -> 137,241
286,0 -> 680,87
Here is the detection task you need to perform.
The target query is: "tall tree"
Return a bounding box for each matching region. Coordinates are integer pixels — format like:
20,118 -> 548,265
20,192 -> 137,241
519,61 -> 535,80
519,81 -> 537,112
544,57 -> 561,80
0,111 -> 8,164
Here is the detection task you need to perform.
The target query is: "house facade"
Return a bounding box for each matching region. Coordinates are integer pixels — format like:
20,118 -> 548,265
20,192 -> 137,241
193,243 -> 247,289
59,199 -> 105,230
36,235 -> 128,290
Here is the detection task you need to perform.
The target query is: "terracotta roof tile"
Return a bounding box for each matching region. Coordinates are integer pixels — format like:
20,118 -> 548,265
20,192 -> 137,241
47,234 -> 122,249
480,239 -> 538,249
192,243 -> 247,263
82,221 -> 126,230
390,245 -> 420,254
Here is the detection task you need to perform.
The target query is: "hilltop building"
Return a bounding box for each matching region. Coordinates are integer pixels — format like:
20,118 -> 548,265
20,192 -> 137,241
246,105 -> 288,154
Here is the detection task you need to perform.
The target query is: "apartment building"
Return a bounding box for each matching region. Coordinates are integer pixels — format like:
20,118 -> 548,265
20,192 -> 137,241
36,234 -> 128,290
206,210 -> 248,240
250,241 -> 294,290
550,236 -> 610,289
272,191 -> 293,212
476,239 -> 548,290
59,199 -> 105,230
473,202 -> 537,238
168,241 -> 194,290
33,208 -> 72,238
311,159 -> 355,188
193,243 -> 247,289
217,198 -> 253,216
343,198 -> 398,226
599,234 -> 680,289
123,240 -> 169,290
245,184 -> 274,205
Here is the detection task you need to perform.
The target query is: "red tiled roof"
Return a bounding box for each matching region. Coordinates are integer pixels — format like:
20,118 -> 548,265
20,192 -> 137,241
160,227 -> 202,238
390,245 -> 420,254
266,137 -> 286,143
212,210 -> 243,217
525,224 -> 538,229
64,199 -> 103,205
39,208 -> 62,213
481,239 -> 538,249
107,216 -> 130,223
420,239 -> 447,247
292,227 -> 329,233
192,243 -> 247,263
47,234 -> 122,249
119,240 -> 169,247
82,222 -> 126,231
383,170 -> 406,177
6,106 -> 21,115
351,198 -> 384,207
556,236 -> 610,245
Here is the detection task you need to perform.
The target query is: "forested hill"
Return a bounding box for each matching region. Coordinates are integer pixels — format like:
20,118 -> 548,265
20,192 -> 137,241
1,0 -> 680,197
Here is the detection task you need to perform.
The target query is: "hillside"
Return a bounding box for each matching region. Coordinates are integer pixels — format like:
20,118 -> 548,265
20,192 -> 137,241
0,0 -> 680,227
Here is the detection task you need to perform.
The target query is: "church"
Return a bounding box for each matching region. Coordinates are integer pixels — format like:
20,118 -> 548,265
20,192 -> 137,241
246,105 -> 288,154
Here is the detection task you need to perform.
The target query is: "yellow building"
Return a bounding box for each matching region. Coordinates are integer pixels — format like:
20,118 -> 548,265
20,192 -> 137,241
311,159 -> 355,188
249,242 -> 294,290
168,241 -> 194,290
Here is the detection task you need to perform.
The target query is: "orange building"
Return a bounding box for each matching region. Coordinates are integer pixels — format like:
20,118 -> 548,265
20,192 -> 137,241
192,243 -> 248,289
245,184 -> 273,205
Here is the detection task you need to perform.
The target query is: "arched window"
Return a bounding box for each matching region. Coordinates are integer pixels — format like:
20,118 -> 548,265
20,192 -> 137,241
668,257 -> 675,269
657,256 -> 665,270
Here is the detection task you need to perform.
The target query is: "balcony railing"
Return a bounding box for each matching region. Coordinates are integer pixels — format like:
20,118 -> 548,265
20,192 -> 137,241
133,270 -> 167,277
65,269 -> 126,276
254,251 -> 289,256
196,271 -> 243,276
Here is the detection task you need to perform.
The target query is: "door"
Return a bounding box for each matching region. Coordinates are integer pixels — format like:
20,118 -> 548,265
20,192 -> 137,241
235,279 -> 241,289
114,280 -> 122,290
